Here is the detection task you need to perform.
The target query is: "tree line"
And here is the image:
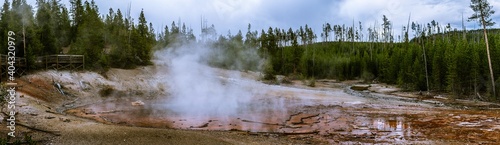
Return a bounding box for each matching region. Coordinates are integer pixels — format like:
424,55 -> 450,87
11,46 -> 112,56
0,0 -> 156,70
258,25 -> 499,100
254,0 -> 499,100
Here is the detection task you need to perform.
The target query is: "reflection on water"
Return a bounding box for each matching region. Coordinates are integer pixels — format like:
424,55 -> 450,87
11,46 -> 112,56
374,117 -> 412,139
374,117 -> 410,132
70,98 -> 414,137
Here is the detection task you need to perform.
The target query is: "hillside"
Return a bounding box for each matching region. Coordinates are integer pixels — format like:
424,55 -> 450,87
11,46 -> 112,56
268,28 -> 500,100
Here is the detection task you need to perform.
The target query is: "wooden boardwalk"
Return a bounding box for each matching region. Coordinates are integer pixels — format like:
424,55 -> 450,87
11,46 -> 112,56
37,55 -> 85,70
1,54 -> 84,81
0,54 -> 27,79
0,54 -> 27,67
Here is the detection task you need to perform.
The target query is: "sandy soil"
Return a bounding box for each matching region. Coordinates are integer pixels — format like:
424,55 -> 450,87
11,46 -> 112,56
1,66 -> 500,144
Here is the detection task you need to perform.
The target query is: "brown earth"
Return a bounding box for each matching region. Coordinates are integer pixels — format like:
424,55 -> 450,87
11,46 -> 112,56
1,67 -> 500,145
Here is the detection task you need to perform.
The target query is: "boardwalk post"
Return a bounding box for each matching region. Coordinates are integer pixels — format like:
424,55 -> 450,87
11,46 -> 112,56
1,55 -> 84,81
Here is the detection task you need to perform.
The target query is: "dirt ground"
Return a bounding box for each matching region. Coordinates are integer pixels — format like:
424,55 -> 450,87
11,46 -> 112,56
1,66 -> 500,145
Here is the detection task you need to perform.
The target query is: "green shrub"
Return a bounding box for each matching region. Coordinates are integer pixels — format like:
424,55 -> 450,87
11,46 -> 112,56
99,86 -> 115,97
308,78 -> 316,87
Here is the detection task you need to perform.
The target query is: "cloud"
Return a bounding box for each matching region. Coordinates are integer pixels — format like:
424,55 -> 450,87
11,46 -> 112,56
338,1 -> 465,27
24,0 -> 498,40
333,0 -> 500,39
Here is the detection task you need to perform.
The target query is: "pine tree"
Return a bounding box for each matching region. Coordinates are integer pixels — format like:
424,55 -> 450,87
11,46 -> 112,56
70,0 -> 105,69
58,4 -> 71,47
469,0 -> 497,97
161,25 -> 170,47
104,8 -> 114,44
432,42 -> 447,91
69,0 -> 83,42
322,23 -> 331,42
382,15 -> 391,43
36,0 -> 58,54
245,24 -> 259,48
135,9 -> 152,64
0,0 -> 12,55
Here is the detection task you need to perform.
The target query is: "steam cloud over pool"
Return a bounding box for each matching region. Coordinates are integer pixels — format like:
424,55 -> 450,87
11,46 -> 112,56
154,44 -> 257,117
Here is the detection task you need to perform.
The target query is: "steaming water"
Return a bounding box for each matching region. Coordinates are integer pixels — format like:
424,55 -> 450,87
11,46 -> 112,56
155,44 -> 257,117
152,43 -> 370,126
66,47 -> 500,144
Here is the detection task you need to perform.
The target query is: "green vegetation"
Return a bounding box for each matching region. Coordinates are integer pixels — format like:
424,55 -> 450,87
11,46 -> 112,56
0,84 -> 6,105
0,0 -> 498,101
0,135 -> 36,145
469,0 -> 497,97
99,85 -> 114,97
258,22 -> 499,100
0,0 -> 156,70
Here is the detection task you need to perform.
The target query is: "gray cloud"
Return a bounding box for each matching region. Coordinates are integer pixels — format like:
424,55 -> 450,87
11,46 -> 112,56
25,0 -> 499,40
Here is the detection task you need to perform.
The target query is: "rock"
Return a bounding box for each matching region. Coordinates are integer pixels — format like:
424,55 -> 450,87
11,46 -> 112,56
59,117 -> 71,122
131,100 -> 145,106
457,122 -> 482,127
45,116 -> 55,119
358,127 -> 369,130
276,75 -> 286,82
434,95 -> 448,100
351,124 -> 359,129
351,85 -> 370,91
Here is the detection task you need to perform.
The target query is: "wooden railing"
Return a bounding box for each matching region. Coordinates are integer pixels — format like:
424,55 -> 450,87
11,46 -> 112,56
0,54 -> 28,80
1,54 -> 84,81
0,54 -> 27,67
37,55 -> 85,70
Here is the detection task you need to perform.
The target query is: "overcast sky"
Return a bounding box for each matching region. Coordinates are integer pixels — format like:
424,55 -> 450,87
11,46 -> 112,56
24,0 -> 500,40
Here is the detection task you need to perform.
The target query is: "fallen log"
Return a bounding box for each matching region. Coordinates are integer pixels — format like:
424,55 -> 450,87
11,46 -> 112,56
190,122 -> 209,128
97,110 -> 122,114
241,119 -> 281,126
279,130 -> 319,135
16,122 -> 61,136
45,110 -> 59,114
1,112 -> 61,136
5,139 -> 50,145
351,85 -> 370,91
